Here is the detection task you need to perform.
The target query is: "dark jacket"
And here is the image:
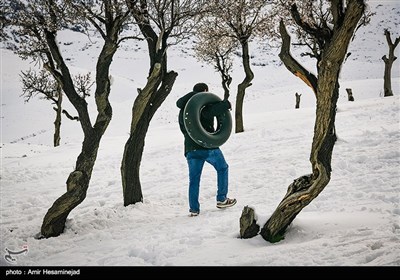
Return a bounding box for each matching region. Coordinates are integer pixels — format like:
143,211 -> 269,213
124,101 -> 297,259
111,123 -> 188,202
177,91 -> 231,156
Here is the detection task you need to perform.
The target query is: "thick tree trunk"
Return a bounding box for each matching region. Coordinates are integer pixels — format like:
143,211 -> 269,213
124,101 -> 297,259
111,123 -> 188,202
382,30 -> 399,97
261,74 -> 340,243
258,1 -> 365,243
40,22 -> 120,237
121,133 -> 144,205
41,91 -> 112,238
122,3 -> 182,206
235,40 -> 254,133
383,59 -> 393,97
121,64 -> 162,205
121,67 -> 178,206
41,133 -> 102,237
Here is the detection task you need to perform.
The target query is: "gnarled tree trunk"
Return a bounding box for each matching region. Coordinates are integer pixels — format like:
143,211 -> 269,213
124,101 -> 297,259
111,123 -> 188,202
8,0 -> 130,238
258,0 -> 366,242
41,39 -> 116,237
40,9 -> 127,237
121,63 -> 177,205
121,0 -> 203,206
235,39 -> 254,133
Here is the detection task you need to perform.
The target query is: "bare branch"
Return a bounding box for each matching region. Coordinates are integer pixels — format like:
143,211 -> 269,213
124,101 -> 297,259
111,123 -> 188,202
73,73 -> 94,99
20,69 -> 59,103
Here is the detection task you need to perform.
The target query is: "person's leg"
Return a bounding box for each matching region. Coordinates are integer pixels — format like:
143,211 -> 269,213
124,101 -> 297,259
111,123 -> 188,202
186,151 -> 206,213
205,148 -> 229,202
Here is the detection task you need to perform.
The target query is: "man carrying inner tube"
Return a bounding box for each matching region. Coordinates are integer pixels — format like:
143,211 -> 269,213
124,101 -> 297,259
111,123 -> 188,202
177,82 -> 237,217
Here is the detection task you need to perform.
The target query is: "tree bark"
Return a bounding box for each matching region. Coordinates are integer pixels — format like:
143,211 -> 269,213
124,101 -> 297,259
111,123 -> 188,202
122,1 -> 191,206
53,86 -> 62,147
40,12 -> 125,237
382,30 -> 399,97
295,92 -> 301,109
235,39 -> 254,133
259,0 -> 366,243
346,88 -> 354,101
121,63 -> 178,206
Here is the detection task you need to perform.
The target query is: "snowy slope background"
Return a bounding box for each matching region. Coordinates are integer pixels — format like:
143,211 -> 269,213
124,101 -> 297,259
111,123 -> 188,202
1,1 -> 399,266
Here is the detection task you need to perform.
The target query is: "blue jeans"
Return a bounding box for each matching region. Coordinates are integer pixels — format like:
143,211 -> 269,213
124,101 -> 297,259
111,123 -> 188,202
186,148 -> 229,213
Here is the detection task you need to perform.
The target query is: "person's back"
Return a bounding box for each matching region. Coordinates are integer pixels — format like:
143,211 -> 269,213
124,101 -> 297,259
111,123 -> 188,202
176,88 -> 209,156
176,83 -> 231,155
176,82 -> 236,217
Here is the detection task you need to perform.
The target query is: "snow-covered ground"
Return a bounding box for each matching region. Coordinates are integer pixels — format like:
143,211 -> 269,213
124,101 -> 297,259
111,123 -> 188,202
1,1 -> 399,267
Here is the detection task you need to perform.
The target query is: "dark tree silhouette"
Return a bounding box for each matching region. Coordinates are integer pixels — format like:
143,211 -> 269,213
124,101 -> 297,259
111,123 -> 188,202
5,0 -> 132,237
382,29 -> 399,97
261,0 -> 367,242
240,0 -> 368,243
121,0 -> 206,206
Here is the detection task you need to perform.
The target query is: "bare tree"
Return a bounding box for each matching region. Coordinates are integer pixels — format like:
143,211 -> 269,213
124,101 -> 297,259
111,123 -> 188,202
5,0 -> 132,237
19,70 -> 90,147
194,18 -> 238,100
20,69 -> 63,147
121,0 -> 206,206
205,0 -> 272,133
382,29 -> 399,97
240,0 -> 368,242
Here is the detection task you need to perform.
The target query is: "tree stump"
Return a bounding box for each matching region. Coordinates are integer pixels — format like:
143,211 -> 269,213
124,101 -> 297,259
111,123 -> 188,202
382,29 -> 399,97
295,92 -> 301,108
239,206 -> 260,238
346,88 -> 354,101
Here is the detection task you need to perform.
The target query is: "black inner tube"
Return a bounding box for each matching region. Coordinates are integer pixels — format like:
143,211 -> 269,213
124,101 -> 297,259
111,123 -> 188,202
183,92 -> 232,148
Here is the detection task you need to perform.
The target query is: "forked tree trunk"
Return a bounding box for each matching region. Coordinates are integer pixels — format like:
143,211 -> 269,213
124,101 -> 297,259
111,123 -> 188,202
121,64 -> 178,205
257,1 -> 365,242
41,133 -> 103,237
382,30 -> 399,97
40,18 -> 123,237
122,1 -> 187,206
260,79 -> 339,242
235,40 -> 254,133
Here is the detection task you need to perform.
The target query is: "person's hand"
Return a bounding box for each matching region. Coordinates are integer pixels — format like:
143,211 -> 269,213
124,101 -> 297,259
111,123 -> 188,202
224,100 -> 232,110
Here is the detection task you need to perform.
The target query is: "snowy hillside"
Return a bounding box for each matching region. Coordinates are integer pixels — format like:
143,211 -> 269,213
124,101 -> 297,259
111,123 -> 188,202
1,1 -> 399,267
